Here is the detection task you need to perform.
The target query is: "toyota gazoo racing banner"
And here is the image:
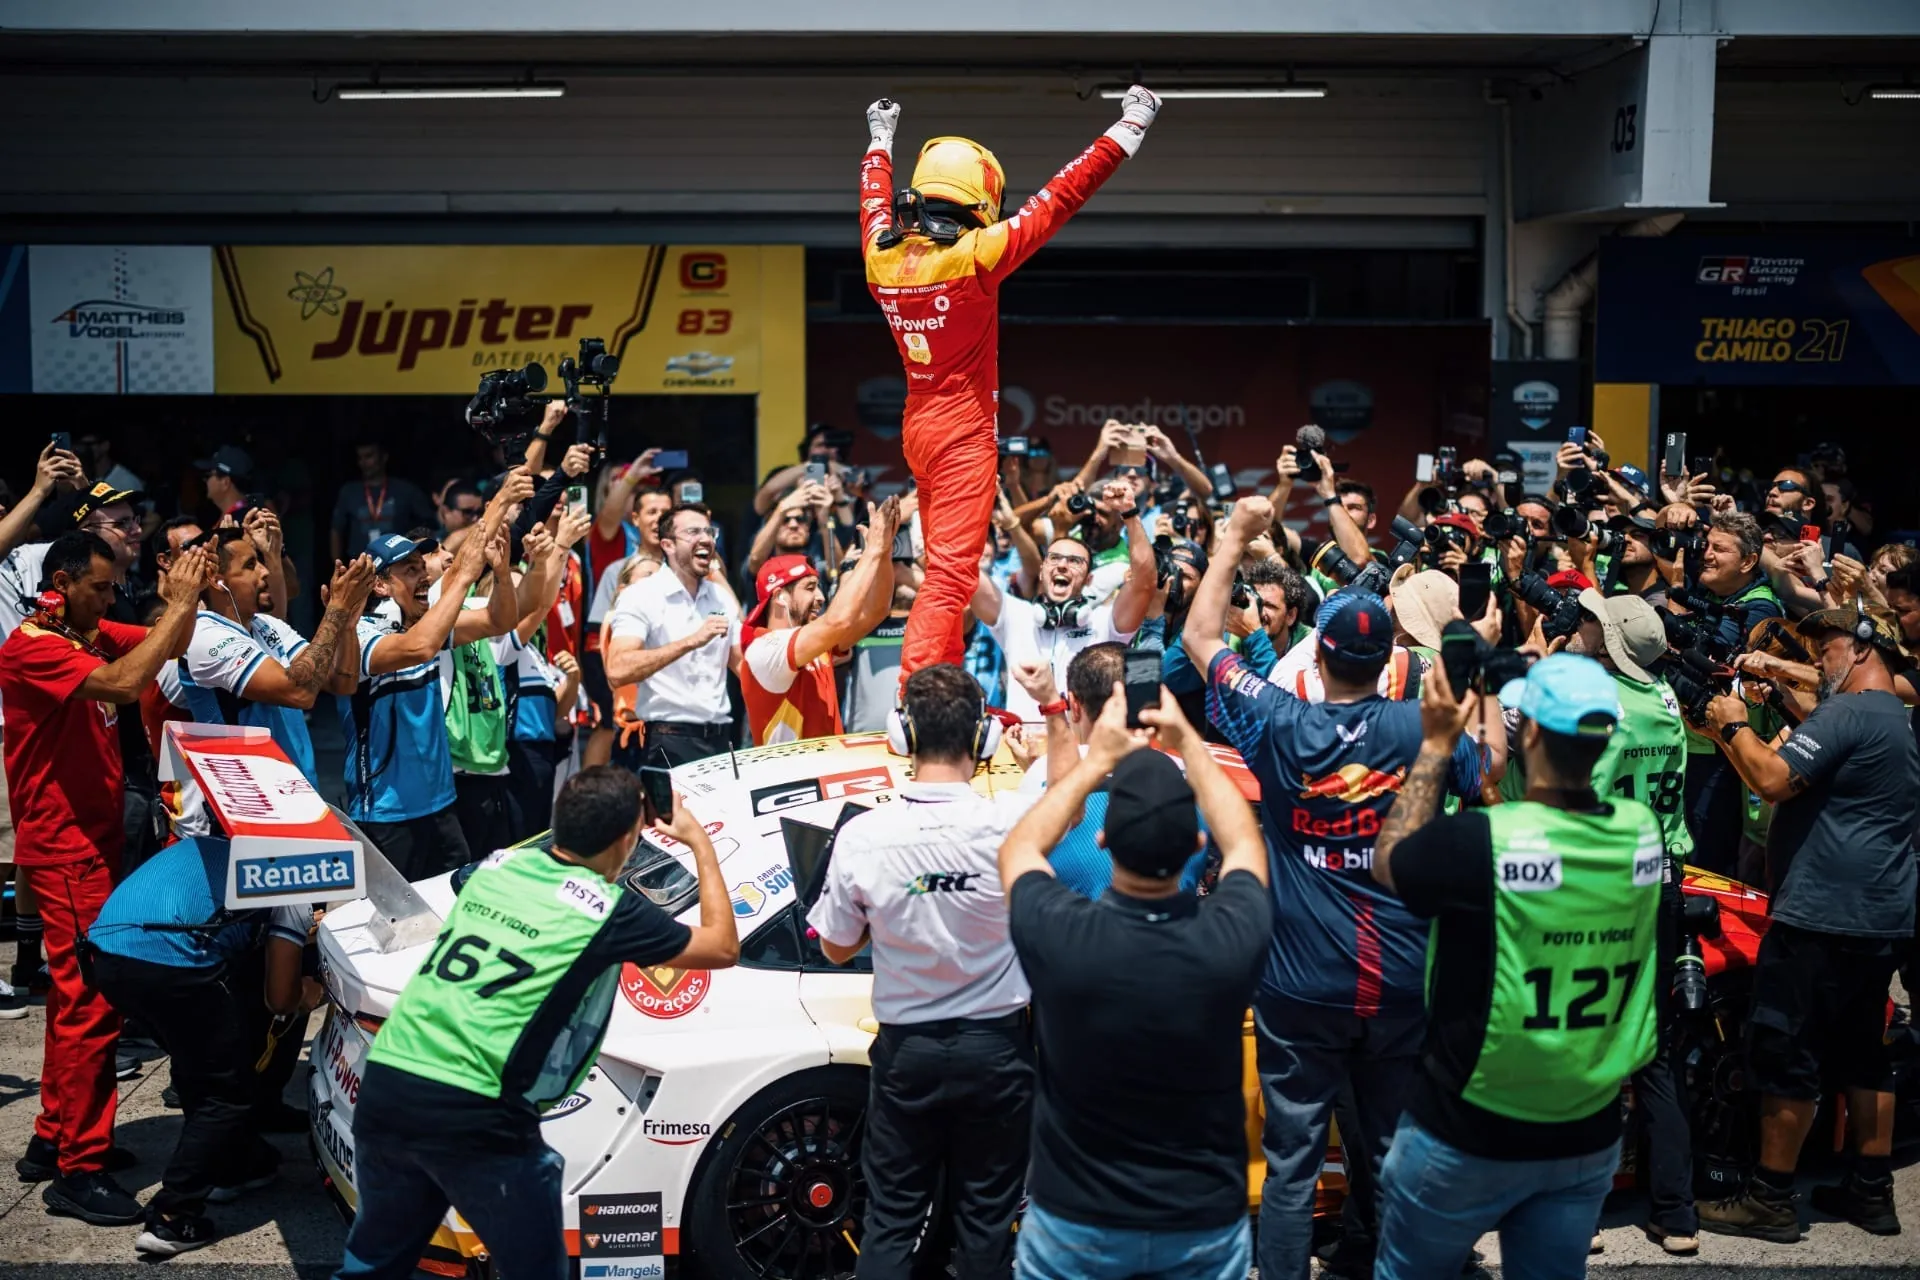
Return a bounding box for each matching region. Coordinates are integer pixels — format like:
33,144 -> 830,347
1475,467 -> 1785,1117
1596,237 -> 1920,385
159,722 -> 367,910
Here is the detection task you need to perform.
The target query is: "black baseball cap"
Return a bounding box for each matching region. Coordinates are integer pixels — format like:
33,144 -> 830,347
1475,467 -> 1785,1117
36,480 -> 145,537
1103,751 -> 1200,880
194,444 -> 255,480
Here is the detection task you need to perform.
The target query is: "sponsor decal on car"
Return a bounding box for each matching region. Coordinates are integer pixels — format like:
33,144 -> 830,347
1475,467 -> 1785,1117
619,964 -> 711,1019
641,1118 -> 712,1145
820,765 -> 892,798
235,850 -> 355,897
756,864 -> 794,895
543,1093 -> 590,1121
579,1192 -> 664,1277
730,881 -> 766,917
751,779 -> 824,815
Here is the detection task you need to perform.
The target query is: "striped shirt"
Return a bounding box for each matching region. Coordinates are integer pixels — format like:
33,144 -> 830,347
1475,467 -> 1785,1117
337,613 -> 456,823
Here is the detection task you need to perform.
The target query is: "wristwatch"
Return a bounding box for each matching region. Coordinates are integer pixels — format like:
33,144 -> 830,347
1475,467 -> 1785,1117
1718,721 -> 1749,745
1037,698 -> 1069,718
1322,494 -> 1341,508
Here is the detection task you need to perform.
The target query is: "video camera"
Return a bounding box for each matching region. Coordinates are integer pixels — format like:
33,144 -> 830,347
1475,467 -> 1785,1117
1312,515 -> 1422,598
1416,446 -> 1463,515
557,337 -> 621,460
465,362 -> 550,448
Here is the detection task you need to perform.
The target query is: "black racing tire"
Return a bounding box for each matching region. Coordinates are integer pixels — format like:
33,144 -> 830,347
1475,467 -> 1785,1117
683,1066 -> 872,1280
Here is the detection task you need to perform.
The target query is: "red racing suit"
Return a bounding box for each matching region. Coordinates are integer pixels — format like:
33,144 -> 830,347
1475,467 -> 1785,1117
861,134 -> 1129,677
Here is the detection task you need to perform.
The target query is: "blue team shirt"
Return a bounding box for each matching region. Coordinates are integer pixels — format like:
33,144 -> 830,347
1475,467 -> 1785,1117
1048,788 -> 1209,900
178,611 -> 319,783
90,837 -> 308,969
338,613 -> 457,823
511,642 -> 564,742
1206,650 -> 1484,1015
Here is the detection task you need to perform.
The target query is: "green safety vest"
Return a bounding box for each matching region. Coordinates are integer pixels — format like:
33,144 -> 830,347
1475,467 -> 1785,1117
1450,801 -> 1661,1125
445,592 -> 509,774
1595,676 -> 1694,861
367,849 -> 629,1109
1681,579 -> 1780,758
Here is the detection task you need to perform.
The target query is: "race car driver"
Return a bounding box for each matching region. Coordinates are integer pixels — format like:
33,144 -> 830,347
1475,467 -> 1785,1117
860,85 -> 1164,680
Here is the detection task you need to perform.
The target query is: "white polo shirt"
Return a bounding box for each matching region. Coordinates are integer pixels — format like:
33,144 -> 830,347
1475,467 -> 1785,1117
807,782 -> 1036,1025
1266,629 -> 1416,701
988,594 -> 1136,722
605,567 -> 740,725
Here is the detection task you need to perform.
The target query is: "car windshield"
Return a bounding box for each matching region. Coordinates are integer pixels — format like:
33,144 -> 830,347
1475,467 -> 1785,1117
512,831 -> 700,917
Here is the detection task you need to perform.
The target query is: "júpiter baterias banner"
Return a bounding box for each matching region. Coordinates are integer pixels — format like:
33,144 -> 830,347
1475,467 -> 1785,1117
211,244 -> 792,395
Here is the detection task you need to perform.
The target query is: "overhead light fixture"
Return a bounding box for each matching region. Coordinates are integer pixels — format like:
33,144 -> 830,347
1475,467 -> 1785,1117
1099,82 -> 1328,100
336,80 -> 566,101
1866,83 -> 1920,100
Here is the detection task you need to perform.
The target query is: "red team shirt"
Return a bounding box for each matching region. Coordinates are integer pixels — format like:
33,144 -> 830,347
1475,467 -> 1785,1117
0,617 -> 147,867
741,625 -> 844,745
859,135 -> 1127,437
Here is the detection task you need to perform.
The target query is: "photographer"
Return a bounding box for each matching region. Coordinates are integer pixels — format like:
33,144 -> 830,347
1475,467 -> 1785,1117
1185,496 -> 1500,1280
744,477 -> 839,582
1696,608 -> 1919,1243
970,486 -> 1155,722
1369,655 -> 1660,1279
999,686 -> 1269,1280
1672,512 -> 1783,873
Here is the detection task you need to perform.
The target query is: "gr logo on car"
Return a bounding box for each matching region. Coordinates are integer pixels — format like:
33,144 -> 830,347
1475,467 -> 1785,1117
751,779 -> 823,815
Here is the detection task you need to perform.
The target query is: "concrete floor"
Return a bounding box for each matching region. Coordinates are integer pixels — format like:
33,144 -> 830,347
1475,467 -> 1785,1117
2,995 -> 1918,1277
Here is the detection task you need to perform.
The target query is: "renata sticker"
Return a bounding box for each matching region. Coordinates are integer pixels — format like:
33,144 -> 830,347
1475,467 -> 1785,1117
620,964 -> 711,1019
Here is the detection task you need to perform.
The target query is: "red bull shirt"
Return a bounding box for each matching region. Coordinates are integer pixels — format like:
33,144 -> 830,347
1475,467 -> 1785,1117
1206,651 -> 1485,1016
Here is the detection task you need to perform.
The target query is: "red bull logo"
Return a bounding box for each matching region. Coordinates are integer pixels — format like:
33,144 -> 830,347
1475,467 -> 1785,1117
1296,763 -> 1405,805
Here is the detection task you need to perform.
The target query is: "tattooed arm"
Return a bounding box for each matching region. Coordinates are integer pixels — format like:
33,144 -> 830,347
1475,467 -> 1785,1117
242,557 -> 376,709
1372,655 -> 1477,895
1373,744 -> 1453,894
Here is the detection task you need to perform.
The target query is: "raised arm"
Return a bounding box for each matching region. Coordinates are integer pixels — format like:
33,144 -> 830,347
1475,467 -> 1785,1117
242,558 -> 375,710
1143,427 -> 1213,504
999,684 -> 1145,890
597,450 -> 658,542
1,442 -> 85,560
78,546 -> 212,705
995,490 -> 1042,597
1184,496 -> 1272,675
858,98 -> 900,252
1110,501 -> 1158,635
1141,687 -> 1267,886
1373,658 -> 1477,894
791,498 -> 901,669
243,506 -> 291,621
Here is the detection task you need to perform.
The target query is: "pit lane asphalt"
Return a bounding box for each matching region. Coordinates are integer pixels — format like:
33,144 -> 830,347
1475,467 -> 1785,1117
3,1002 -> 1918,1278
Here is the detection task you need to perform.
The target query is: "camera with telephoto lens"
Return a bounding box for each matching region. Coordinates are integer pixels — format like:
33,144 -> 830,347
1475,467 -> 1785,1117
1311,541 -> 1391,598
1511,572 -> 1586,641
557,337 -> 619,386
1483,507 -> 1527,541
1662,646 -> 1737,724
1652,526 -> 1706,562
1673,893 -> 1722,1016
465,362 -> 549,438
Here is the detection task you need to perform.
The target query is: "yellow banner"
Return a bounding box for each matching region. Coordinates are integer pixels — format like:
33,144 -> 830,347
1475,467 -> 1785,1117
212,244 -> 783,395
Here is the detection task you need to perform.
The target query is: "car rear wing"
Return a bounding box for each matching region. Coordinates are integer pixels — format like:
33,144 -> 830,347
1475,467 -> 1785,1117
159,723 -> 437,950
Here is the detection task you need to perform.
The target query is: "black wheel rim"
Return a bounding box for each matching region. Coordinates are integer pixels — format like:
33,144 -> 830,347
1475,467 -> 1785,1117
724,1095 -> 866,1280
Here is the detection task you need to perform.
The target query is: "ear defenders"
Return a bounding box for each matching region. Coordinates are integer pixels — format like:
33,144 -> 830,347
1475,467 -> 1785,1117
1040,595 -> 1086,631
887,696 -> 1003,762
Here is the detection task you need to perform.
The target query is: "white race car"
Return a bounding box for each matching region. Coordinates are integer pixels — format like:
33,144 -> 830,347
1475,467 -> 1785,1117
311,732 -> 1327,1279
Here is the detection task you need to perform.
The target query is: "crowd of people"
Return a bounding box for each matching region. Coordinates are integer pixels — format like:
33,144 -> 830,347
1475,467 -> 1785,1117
0,404 -> 1916,1273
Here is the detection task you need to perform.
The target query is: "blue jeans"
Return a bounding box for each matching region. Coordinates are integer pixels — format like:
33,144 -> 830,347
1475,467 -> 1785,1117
1015,1202 -> 1249,1280
334,1133 -> 567,1280
1376,1117 -> 1618,1280
1253,993 -> 1424,1280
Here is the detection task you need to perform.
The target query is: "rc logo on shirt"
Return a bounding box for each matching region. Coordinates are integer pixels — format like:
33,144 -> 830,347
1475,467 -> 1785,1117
1497,852 -> 1562,892
751,779 -> 824,815
906,871 -> 980,896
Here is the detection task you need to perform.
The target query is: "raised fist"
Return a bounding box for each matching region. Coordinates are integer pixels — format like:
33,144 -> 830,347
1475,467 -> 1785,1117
1106,85 -> 1163,157
867,98 -> 901,152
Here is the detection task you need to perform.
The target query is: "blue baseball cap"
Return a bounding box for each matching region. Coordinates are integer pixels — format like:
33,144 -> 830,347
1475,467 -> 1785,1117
1498,653 -> 1622,738
1316,591 -> 1393,663
1613,463 -> 1652,498
366,531 -> 438,572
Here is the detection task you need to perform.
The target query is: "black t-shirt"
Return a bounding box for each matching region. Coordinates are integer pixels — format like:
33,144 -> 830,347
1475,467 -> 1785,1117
1390,809 -> 1624,1160
355,888 -> 691,1154
1008,868 -> 1270,1229
1770,689 -> 1920,939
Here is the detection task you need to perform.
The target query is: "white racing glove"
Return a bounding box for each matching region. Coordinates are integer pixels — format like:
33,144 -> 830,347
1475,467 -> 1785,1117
1104,84 -> 1162,157
867,98 -> 901,155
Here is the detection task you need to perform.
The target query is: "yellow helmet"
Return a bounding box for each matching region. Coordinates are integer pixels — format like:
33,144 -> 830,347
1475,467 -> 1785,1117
910,136 -> 1007,225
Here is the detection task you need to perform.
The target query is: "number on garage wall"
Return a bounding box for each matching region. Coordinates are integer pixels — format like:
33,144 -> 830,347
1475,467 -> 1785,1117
1611,104 -> 1639,155
677,309 -> 733,335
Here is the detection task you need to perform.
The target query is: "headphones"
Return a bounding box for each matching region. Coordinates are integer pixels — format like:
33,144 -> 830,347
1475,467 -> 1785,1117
887,693 -> 1003,762
1039,595 -> 1087,631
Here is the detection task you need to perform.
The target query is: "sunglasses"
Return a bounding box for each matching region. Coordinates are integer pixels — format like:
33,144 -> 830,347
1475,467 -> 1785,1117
453,504 -> 484,517
1770,478 -> 1807,494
